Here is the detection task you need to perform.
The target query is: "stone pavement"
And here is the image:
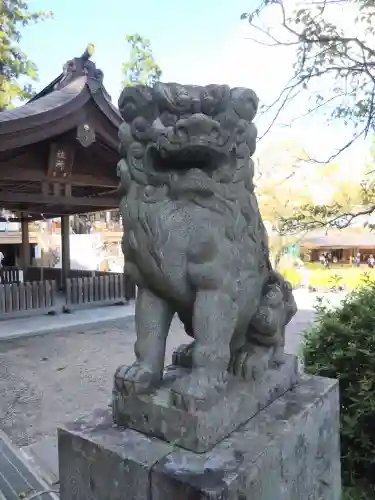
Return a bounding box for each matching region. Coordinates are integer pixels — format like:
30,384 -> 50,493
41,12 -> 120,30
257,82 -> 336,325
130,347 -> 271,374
0,302 -> 135,342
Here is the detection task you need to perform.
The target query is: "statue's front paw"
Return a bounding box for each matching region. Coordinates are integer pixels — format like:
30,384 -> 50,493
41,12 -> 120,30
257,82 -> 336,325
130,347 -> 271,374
229,344 -> 273,381
114,362 -> 160,395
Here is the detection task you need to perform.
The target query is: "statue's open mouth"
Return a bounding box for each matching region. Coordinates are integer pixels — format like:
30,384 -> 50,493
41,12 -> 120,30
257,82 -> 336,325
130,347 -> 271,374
147,144 -> 227,173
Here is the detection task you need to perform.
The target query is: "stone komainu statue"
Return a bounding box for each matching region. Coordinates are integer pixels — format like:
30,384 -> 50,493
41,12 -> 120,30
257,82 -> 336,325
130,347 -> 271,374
116,82 -> 297,392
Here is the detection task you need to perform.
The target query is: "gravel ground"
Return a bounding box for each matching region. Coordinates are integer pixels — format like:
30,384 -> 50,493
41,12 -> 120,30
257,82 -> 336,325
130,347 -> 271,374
0,305 -> 314,447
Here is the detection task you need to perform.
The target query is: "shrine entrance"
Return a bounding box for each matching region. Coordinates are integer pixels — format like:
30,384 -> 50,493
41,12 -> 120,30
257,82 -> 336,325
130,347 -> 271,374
0,47 -> 135,318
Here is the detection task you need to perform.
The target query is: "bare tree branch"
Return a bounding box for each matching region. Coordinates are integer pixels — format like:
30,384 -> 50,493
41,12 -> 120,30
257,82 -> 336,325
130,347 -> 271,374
242,0 -> 375,230
242,0 -> 375,157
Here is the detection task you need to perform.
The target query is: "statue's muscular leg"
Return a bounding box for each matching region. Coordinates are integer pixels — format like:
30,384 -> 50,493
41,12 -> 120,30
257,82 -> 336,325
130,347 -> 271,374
116,287 -> 174,393
192,290 -> 238,374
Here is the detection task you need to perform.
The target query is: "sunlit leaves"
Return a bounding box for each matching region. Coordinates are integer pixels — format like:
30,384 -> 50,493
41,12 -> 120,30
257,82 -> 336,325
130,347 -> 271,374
122,33 -> 162,88
0,0 -> 52,109
270,161 -> 366,233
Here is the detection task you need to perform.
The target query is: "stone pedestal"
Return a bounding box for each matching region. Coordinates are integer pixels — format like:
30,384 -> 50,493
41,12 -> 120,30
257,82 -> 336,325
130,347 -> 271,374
113,354 -> 299,453
58,375 -> 341,500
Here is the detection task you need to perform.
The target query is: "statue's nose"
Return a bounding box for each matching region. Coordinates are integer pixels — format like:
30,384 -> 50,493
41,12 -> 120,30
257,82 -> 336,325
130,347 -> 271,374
175,113 -> 221,138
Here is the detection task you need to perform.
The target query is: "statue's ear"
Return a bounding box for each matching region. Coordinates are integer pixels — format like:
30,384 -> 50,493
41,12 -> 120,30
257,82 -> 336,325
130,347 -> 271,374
153,82 -> 180,114
118,85 -> 154,123
118,122 -> 133,154
245,122 -> 258,156
117,159 -> 131,196
230,88 -> 259,123
153,81 -> 166,93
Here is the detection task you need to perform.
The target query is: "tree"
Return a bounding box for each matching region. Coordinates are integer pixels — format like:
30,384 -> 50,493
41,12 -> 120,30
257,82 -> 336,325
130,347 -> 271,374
268,167 -> 365,234
272,146 -> 373,233
122,33 -> 162,87
241,0 -> 375,229
255,145 -> 316,264
241,0 -> 375,161
0,0 -> 52,110
257,171 -> 313,266
256,139 -> 367,244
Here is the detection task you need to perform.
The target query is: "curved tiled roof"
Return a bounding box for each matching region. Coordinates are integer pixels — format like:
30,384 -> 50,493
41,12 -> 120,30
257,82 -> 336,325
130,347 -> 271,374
0,49 -> 122,152
301,231 -> 375,248
0,77 -> 87,127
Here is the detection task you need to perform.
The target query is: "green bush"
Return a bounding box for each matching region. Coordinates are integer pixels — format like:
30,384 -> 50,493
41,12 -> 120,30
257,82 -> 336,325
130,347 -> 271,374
307,268 -> 375,291
303,282 -> 375,487
279,267 -> 302,289
305,261 -> 328,270
343,482 -> 375,499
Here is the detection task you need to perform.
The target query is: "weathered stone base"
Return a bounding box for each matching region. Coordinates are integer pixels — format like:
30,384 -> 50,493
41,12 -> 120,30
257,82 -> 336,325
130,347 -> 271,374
58,375 -> 341,500
112,354 -> 299,453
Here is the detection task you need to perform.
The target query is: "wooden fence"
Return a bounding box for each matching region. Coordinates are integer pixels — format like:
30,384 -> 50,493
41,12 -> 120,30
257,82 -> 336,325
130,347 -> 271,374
0,280 -> 56,317
65,274 -> 134,308
0,267 -> 21,284
25,267 -> 137,296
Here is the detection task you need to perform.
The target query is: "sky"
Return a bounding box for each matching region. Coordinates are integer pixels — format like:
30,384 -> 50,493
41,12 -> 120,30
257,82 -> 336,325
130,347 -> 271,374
21,0 -> 372,178
24,0 -> 255,99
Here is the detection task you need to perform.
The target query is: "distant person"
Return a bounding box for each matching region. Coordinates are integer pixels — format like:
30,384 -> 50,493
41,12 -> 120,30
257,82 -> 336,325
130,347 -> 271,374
368,255 -> 375,268
0,250 -> 4,268
319,254 -> 326,267
324,254 -> 330,269
354,253 -> 361,267
320,252 -> 330,268
47,219 -> 55,234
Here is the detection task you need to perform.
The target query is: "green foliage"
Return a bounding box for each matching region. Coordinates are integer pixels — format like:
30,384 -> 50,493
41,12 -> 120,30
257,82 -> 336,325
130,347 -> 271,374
304,282 -> 375,486
308,270 -> 334,291
0,0 -> 53,109
343,482 -> 375,500
307,267 -> 375,291
279,267 -> 302,289
122,33 -> 162,87
305,261 -> 326,271
329,273 -> 343,289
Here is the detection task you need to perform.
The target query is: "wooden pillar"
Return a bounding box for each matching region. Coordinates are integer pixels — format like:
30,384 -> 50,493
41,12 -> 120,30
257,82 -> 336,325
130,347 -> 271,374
20,216 -> 30,270
61,216 -> 70,290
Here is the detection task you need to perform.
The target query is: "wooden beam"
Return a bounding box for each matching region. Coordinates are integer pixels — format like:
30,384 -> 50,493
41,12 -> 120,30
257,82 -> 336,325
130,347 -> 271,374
61,215 -> 70,290
20,216 -> 30,269
0,215 -> 58,223
0,192 -> 119,208
0,168 -> 118,188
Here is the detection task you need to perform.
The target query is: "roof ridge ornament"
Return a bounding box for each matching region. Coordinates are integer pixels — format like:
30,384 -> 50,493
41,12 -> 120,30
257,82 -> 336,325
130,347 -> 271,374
55,43 -> 104,90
